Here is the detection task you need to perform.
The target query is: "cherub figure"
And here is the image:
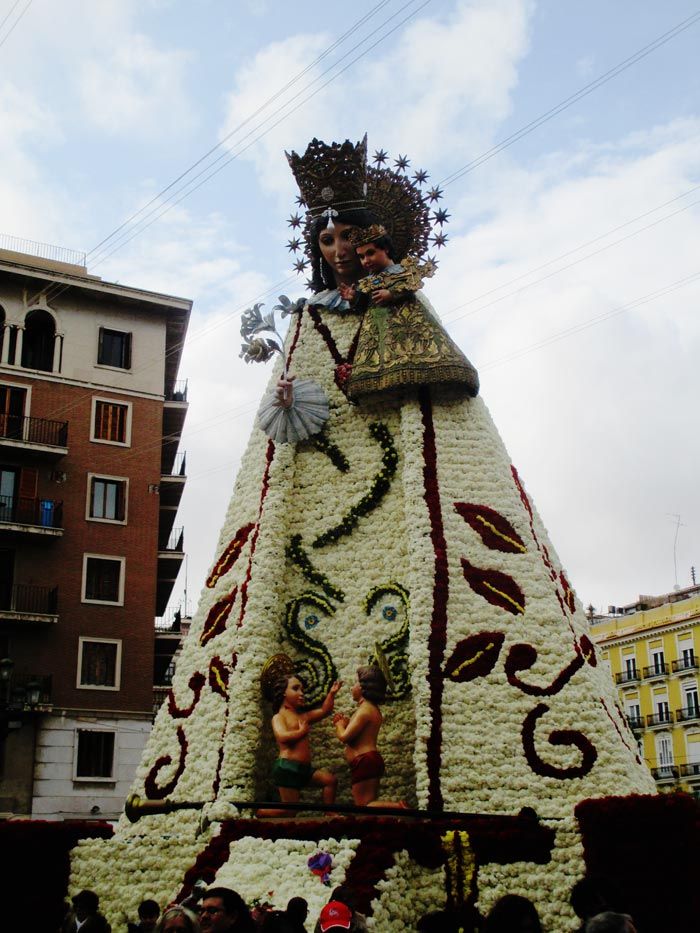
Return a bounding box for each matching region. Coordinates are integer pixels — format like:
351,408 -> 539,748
259,659 -> 341,817
338,224 -> 479,401
333,665 -> 406,808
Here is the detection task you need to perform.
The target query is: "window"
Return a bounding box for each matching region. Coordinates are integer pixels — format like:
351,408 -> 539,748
624,656 -> 637,678
651,649 -> 665,673
21,309 -> 55,372
0,384 -> 27,439
98,328 -> 132,369
75,729 -> 115,780
683,683 -> 699,715
91,398 -> 131,445
77,637 -> 121,689
83,555 -> 125,605
88,475 -> 127,523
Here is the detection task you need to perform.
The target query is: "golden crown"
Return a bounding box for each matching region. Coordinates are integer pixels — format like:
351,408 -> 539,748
286,135 -> 368,217
348,224 -> 388,247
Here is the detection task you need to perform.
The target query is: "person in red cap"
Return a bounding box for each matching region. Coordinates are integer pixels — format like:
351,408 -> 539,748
317,901 -> 352,932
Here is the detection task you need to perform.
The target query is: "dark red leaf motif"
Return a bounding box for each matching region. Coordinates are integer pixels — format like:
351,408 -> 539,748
522,703 -> 597,780
454,503 -> 527,554
208,657 -> 230,699
200,587 -> 238,646
206,523 -> 255,588
444,632 -> 505,682
505,643 -> 584,696
461,559 -> 525,615
168,671 -> 206,718
579,634 -> 597,666
559,571 -> 576,612
144,725 -> 188,799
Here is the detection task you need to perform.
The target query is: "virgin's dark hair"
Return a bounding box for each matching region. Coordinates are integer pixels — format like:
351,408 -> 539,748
308,207 -> 380,293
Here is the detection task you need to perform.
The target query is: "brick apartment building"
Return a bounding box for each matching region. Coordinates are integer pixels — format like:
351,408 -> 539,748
0,237 -> 190,819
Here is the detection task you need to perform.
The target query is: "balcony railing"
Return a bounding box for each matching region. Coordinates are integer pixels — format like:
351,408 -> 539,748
163,450 -> 186,477
643,663 -> 669,679
159,527 -> 184,553
626,715 -> 645,731
672,657 -> 698,673
166,380 -> 188,403
0,495 -> 63,528
651,766 -> 679,781
155,607 -> 183,633
646,711 -> 673,727
0,413 -> 68,447
0,583 -> 58,615
679,763 -> 700,777
615,669 -> 640,685
676,706 -> 700,724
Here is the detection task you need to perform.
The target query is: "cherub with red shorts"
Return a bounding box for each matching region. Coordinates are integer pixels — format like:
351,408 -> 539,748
333,665 -> 406,808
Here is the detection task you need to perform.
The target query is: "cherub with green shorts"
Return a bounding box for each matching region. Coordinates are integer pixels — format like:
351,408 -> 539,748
259,657 -> 340,817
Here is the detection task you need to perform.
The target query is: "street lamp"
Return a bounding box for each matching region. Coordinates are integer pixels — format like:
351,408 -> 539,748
25,679 -> 41,708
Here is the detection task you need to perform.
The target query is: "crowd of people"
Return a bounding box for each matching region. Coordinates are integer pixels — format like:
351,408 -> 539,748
59,879 -> 639,932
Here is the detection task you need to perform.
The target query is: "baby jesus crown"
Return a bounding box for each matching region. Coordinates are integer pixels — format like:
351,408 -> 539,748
348,223 -> 388,247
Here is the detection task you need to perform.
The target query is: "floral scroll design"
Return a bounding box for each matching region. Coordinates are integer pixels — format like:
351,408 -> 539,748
283,592 -> 338,708
452,497 -> 599,781
365,583 -> 411,699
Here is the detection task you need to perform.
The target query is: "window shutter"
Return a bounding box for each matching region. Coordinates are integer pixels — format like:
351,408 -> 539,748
125,333 -> 132,369
19,467 -> 38,498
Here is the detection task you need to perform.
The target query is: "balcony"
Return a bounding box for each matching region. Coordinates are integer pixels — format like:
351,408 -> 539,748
651,765 -> 679,782
0,583 -> 58,623
157,527 -> 185,617
626,715 -> 645,732
0,495 -> 63,537
0,414 -> 68,458
676,706 -> 700,725
615,669 -> 640,685
160,450 -> 186,518
646,711 -> 673,728
163,379 -> 188,448
679,763 -> 700,778
672,657 -> 699,674
643,663 -> 669,681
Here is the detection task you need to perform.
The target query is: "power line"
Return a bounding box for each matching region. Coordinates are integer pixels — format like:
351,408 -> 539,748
443,191 -> 700,326
0,0 -> 32,52
479,270 -> 700,371
85,0 -> 398,261
438,10 -> 700,188
79,0 -> 433,275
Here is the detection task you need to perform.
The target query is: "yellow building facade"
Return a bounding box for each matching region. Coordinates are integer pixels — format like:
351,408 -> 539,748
590,584 -> 700,796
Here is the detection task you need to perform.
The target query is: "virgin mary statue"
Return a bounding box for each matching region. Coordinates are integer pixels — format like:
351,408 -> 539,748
70,137 -> 654,932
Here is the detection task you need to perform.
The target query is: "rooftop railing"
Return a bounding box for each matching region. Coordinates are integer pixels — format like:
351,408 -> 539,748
0,234 -> 86,267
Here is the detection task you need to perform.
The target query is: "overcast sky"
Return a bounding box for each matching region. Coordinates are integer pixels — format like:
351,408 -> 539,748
2,0 -> 699,614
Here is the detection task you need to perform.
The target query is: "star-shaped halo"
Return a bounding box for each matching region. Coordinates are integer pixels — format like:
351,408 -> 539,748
394,154 -> 410,171
295,195 -> 306,207
293,258 -> 309,273
287,238 -> 301,252
426,186 -> 444,203
288,213 -> 302,228
373,148 -> 389,165
430,231 -> 448,248
433,208 -> 450,225
413,169 -> 429,184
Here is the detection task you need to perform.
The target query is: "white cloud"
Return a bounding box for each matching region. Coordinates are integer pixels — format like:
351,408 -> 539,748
77,33 -> 193,137
428,118 -> 700,608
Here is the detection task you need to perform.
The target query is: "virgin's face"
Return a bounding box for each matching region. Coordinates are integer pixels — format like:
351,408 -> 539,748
318,222 -> 362,286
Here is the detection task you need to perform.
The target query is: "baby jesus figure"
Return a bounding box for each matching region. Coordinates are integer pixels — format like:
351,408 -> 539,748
338,224 -> 479,401
259,660 -> 341,817
333,665 -> 406,808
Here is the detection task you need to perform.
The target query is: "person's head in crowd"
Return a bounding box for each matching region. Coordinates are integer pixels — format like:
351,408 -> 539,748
584,912 -> 637,933
157,905 -> 201,933
285,897 -> 308,925
328,886 -> 361,914
318,900 -> 352,932
72,890 -> 100,921
416,910 -> 461,932
483,894 -> 542,933
137,899 -> 160,930
198,888 -> 255,933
